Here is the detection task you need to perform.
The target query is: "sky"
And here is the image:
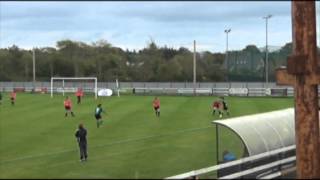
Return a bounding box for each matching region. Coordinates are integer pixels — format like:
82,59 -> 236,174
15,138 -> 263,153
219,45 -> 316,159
0,1 -> 319,53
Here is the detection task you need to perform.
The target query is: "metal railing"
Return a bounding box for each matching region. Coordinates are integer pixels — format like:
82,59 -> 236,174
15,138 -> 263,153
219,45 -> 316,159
165,145 -> 296,179
1,81 -> 319,97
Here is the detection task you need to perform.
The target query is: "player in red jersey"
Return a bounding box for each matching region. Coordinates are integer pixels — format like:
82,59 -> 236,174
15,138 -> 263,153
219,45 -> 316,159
212,100 -> 221,116
10,91 -> 16,106
75,88 -> 84,104
153,97 -> 160,117
64,96 -> 75,117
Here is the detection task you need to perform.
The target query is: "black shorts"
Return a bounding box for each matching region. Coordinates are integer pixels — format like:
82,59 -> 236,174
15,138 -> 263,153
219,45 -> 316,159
65,106 -> 71,110
154,106 -> 160,111
95,114 -> 102,120
11,97 -> 15,101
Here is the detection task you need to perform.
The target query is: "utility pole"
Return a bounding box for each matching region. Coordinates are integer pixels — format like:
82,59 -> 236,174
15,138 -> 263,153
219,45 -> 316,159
32,48 -> 36,89
263,15 -> 272,87
276,1 -> 320,178
193,40 -> 196,96
224,29 -> 231,82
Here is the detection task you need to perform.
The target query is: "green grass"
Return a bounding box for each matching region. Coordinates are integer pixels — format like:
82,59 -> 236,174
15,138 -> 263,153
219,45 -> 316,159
0,93 -> 293,178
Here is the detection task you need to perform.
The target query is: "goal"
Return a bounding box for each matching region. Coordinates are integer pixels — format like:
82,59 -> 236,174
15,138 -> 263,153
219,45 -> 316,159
50,77 -> 97,99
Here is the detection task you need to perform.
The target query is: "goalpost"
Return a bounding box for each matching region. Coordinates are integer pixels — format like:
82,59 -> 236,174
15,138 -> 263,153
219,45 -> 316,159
116,78 -> 120,97
50,77 -> 98,99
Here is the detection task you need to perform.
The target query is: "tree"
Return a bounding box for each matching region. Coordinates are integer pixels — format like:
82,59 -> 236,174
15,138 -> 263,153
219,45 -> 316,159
0,40 -> 303,82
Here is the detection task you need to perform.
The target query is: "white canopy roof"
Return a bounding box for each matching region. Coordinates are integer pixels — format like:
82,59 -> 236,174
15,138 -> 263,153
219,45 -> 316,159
212,108 -> 295,156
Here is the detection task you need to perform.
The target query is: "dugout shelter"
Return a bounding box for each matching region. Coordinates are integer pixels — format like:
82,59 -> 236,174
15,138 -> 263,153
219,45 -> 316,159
213,108 -> 296,178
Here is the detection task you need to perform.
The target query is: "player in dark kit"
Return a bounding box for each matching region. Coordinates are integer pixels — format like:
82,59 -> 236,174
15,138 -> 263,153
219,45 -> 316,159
75,123 -> 88,162
220,97 -> 230,116
95,104 -> 105,128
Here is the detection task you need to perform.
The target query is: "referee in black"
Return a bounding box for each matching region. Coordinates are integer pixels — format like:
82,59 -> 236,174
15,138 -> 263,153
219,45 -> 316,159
75,123 -> 88,162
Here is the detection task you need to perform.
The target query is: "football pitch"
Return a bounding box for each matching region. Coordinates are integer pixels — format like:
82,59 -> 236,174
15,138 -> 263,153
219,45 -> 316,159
0,93 -> 293,178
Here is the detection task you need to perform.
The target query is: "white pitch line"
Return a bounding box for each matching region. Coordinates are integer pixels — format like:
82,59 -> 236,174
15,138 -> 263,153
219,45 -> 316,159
44,145 -> 159,169
0,126 -> 212,165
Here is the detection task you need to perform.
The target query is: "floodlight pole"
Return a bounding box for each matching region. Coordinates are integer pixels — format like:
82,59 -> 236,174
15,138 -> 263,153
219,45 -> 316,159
50,77 -> 53,98
224,29 -> 231,82
193,40 -> 196,96
32,48 -> 36,88
263,15 -> 272,88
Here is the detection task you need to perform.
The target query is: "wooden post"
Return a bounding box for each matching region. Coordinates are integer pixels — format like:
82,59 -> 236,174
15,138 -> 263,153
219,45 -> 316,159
276,1 -> 320,178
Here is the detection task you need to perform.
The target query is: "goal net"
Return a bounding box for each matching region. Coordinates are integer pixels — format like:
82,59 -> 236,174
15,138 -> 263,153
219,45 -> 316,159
50,77 -> 97,99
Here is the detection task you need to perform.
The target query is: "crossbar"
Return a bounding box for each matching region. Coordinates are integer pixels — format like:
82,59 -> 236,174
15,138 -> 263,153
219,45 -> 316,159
51,77 -> 97,80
